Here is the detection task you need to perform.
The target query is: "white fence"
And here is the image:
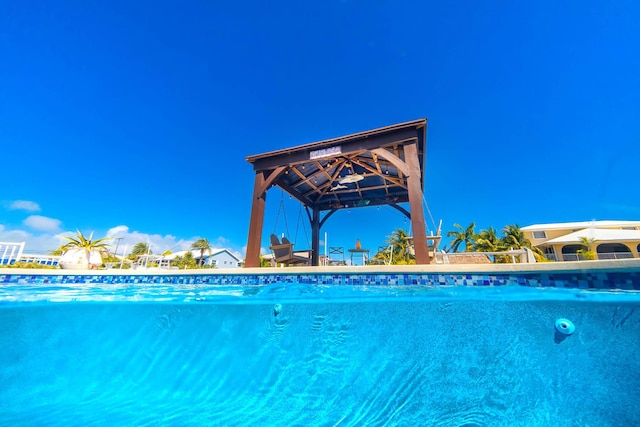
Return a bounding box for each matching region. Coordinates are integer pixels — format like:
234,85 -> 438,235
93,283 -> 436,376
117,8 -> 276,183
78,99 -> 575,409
561,252 -> 635,261
0,242 -> 61,266
0,242 -> 26,265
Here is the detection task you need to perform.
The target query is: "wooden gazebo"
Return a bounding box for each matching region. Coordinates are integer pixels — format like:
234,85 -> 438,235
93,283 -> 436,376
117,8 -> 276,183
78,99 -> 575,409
245,119 -> 432,267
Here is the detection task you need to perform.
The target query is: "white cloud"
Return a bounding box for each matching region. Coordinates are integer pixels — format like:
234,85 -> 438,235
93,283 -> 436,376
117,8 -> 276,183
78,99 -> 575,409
106,225 -> 195,256
9,200 -> 41,212
23,215 -> 62,232
0,225 -> 66,253
106,225 -> 129,236
0,224 -> 29,241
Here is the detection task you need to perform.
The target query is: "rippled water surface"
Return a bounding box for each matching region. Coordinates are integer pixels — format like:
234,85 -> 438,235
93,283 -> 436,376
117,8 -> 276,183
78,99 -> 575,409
1,283 -> 639,426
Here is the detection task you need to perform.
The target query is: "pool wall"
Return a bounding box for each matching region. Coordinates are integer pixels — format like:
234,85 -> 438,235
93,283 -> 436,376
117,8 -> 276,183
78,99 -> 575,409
2,294 -> 639,425
2,259 -> 640,289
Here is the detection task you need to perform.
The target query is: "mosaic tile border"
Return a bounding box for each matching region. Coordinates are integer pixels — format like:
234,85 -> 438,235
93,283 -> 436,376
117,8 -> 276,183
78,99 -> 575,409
1,270 -> 640,290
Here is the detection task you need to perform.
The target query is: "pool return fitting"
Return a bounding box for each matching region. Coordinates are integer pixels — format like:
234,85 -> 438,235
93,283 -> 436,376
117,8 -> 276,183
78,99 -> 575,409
273,303 -> 282,317
555,318 -> 575,335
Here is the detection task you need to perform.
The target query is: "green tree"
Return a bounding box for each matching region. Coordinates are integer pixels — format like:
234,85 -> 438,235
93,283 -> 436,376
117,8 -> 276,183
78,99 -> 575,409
101,253 -> 120,263
259,255 -> 272,267
172,252 -> 198,269
62,230 -> 111,268
131,242 -> 151,256
501,224 -> 528,249
501,224 -> 544,261
371,245 -> 393,265
372,228 -> 414,265
577,236 -> 597,260
50,245 -> 67,256
191,238 -> 212,267
446,222 -> 476,252
128,242 -> 152,263
474,227 -> 502,252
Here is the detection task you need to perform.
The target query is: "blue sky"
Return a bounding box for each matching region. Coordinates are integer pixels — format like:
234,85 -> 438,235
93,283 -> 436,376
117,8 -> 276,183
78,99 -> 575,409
1,0 -> 639,258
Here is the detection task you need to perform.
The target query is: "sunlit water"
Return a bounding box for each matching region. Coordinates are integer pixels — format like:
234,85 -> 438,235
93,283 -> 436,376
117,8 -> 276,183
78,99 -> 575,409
1,283 -> 639,426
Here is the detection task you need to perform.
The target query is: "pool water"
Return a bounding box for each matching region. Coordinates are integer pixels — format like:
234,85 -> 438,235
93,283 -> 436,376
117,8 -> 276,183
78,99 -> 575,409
1,284 -> 639,426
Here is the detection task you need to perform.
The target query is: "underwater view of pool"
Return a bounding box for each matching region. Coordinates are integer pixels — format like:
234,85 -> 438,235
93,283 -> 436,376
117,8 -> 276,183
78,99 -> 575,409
1,280 -> 639,426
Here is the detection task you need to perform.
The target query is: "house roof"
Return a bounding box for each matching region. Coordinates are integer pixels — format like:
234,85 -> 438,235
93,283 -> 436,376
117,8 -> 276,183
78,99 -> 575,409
522,220 -> 640,231
246,119 -> 427,212
210,249 -> 241,261
540,228 -> 640,245
163,248 -> 240,261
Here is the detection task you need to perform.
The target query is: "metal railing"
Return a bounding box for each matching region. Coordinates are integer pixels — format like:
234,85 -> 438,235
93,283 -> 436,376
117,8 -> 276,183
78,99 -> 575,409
597,252 -> 634,260
0,242 -> 25,265
0,242 -> 61,266
18,254 -> 60,266
561,252 -> 635,261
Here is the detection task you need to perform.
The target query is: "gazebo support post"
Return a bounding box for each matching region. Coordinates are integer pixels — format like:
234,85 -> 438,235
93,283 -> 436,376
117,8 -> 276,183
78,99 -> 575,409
404,143 -> 429,264
245,167 -> 286,268
372,144 -> 430,264
311,206 -> 320,266
245,173 -> 267,268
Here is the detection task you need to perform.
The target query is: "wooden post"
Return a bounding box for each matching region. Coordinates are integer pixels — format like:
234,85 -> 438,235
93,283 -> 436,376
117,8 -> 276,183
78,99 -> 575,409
311,206 -> 320,266
404,143 -> 429,264
371,144 -> 430,264
244,166 -> 286,268
245,172 -> 267,268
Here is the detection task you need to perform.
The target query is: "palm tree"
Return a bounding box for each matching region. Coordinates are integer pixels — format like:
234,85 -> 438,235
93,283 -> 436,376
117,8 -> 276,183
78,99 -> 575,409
577,236 -> 597,260
191,238 -> 212,267
501,224 -> 530,249
474,227 -> 502,252
446,222 -> 476,252
372,228 -> 414,265
387,228 -> 414,265
62,230 -> 111,269
129,242 -> 151,261
501,224 -> 544,261
579,236 -> 596,251
50,245 -> 67,256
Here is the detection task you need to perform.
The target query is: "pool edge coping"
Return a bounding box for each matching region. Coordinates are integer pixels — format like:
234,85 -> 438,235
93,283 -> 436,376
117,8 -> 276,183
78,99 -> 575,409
3,258 -> 640,276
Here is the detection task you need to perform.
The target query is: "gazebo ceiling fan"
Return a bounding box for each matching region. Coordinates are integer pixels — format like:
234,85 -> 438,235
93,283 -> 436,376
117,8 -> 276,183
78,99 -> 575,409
338,173 -> 365,184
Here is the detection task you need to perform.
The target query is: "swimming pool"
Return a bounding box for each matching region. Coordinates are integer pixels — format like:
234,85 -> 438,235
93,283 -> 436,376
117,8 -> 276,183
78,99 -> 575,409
1,264 -> 640,426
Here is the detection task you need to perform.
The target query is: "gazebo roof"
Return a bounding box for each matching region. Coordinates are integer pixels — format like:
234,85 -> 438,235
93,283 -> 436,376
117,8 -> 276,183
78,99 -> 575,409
246,119 -> 427,211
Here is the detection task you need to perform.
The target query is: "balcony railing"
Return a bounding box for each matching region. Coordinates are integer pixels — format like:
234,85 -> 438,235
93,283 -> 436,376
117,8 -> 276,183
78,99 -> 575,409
597,252 -> 634,260
561,252 -> 635,261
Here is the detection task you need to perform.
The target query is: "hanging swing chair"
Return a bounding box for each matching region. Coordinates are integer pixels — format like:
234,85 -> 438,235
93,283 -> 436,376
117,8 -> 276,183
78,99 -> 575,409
268,192 -> 310,266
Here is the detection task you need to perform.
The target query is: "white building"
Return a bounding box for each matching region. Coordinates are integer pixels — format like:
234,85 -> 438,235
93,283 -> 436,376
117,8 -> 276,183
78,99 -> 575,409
164,248 -> 242,268
206,249 -> 243,268
522,220 -> 640,261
